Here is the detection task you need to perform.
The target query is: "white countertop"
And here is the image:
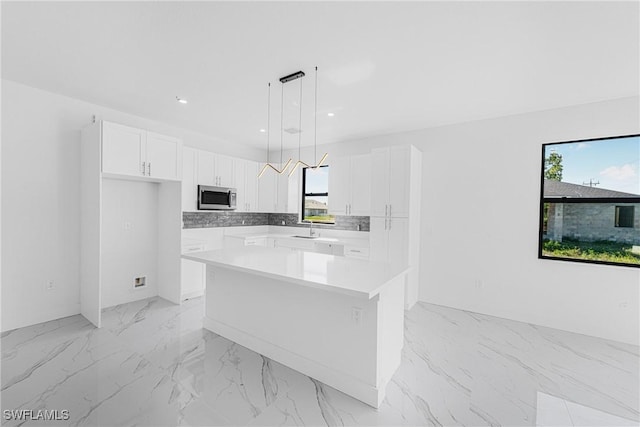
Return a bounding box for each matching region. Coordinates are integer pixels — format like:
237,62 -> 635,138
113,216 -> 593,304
182,246 -> 406,300
224,231 -> 366,246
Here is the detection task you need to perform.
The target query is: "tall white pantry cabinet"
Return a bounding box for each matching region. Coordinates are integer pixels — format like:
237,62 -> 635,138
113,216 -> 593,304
80,120 -> 183,328
369,145 -> 422,310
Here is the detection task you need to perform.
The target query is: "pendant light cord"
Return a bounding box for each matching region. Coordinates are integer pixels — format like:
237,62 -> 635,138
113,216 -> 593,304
266,83 -> 271,164
314,66 -> 318,165
280,82 -> 285,166
298,74 -> 303,163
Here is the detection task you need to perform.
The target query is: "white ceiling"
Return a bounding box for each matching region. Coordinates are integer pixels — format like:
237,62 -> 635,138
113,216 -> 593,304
2,1 -> 638,149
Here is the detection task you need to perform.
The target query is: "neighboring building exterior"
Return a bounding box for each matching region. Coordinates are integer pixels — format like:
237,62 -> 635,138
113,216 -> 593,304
544,180 -> 640,244
304,199 -> 328,216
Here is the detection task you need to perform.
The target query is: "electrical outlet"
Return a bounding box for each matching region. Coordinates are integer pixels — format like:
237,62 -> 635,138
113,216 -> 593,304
619,301 -> 629,309
124,221 -> 132,231
46,280 -> 55,291
351,307 -> 363,325
475,279 -> 483,289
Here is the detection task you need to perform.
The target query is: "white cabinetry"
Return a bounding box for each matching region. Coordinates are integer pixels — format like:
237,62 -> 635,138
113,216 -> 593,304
81,120 -> 182,328
146,132 -> 182,180
238,160 -> 259,212
181,242 -> 206,300
371,147 -> 410,218
258,172 -> 277,212
224,235 -> 268,247
370,217 -> 408,268
182,147 -> 197,211
101,121 -> 182,181
197,150 -> 235,187
370,145 -> 421,310
328,154 -> 371,216
244,161 -> 259,212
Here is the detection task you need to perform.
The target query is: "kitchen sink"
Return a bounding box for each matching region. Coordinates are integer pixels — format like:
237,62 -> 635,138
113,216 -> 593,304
293,235 -> 319,239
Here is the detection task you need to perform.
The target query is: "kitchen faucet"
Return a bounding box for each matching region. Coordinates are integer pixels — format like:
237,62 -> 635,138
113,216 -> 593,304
303,220 -> 317,237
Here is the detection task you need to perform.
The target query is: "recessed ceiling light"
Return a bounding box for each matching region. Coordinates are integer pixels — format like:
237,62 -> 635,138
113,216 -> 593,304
327,112 -> 335,117
176,96 -> 188,104
259,129 -> 266,133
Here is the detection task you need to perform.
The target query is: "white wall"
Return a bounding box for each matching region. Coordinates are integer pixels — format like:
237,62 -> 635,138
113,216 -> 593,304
1,80 -> 264,332
101,179 -> 159,308
286,96 -> 640,345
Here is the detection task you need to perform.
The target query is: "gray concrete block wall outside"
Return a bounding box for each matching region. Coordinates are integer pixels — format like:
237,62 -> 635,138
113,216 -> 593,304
546,202 -> 640,244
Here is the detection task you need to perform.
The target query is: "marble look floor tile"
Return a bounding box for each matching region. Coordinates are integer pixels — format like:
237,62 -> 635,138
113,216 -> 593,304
174,333 -> 309,425
2,297 -> 638,427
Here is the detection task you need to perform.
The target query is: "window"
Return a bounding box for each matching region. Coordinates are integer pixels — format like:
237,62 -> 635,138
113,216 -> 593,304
615,206 -> 634,228
301,165 -> 334,224
539,134 -> 640,267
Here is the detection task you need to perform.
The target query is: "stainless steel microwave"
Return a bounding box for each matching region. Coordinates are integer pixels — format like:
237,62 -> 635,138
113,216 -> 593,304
198,185 -> 237,210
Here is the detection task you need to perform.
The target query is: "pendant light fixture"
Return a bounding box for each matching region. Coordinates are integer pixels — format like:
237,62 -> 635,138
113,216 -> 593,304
288,66 -> 328,177
258,82 -> 292,178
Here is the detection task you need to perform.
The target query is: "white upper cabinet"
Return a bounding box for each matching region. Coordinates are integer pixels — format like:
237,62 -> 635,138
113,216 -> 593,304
257,171 -> 277,213
197,151 -> 216,186
196,150 -> 235,188
370,146 -> 410,218
328,156 -> 350,216
102,122 -> 146,177
101,121 -> 182,181
216,154 -> 235,187
328,154 -> 371,216
146,132 -> 182,181
182,147 -> 197,211
244,161 -> 259,212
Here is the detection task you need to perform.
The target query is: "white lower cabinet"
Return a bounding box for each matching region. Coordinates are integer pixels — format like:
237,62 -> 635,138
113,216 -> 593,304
344,245 -> 370,260
181,243 -> 206,300
370,217 -> 408,268
224,235 -> 268,248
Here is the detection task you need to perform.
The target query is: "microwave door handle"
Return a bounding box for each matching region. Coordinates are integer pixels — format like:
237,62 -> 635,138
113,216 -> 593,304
228,190 -> 232,207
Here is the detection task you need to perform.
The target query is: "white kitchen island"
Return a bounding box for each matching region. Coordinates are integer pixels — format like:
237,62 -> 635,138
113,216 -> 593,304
182,245 -> 407,408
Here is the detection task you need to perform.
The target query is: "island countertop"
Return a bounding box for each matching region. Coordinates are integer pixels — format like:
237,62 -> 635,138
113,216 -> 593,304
182,246 -> 407,300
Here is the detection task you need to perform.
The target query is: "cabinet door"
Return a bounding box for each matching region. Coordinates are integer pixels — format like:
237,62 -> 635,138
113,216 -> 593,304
370,148 -> 389,217
276,173 -> 289,213
146,132 -> 181,181
387,217 -> 409,269
102,121 -> 145,177
182,147 -> 197,211
181,258 -> 205,299
197,150 -> 216,185
327,156 -> 350,216
388,146 -> 410,218
368,216 -> 388,263
216,154 -> 235,187
349,154 -> 371,216
287,167 -> 301,214
244,161 -> 259,212
234,160 -> 247,212
257,172 -> 277,212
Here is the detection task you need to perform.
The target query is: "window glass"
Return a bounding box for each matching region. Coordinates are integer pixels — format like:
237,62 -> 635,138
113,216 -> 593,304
540,135 -> 640,267
302,166 -> 335,224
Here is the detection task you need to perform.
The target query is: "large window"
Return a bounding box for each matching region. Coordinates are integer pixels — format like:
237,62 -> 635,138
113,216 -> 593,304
539,134 -> 640,267
301,165 -> 335,224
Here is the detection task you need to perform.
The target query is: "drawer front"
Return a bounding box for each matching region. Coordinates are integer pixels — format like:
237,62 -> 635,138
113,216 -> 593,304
344,245 -> 369,259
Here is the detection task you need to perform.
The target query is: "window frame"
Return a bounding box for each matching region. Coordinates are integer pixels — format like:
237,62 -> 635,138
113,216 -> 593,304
301,164 -> 334,224
538,134 -> 640,268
